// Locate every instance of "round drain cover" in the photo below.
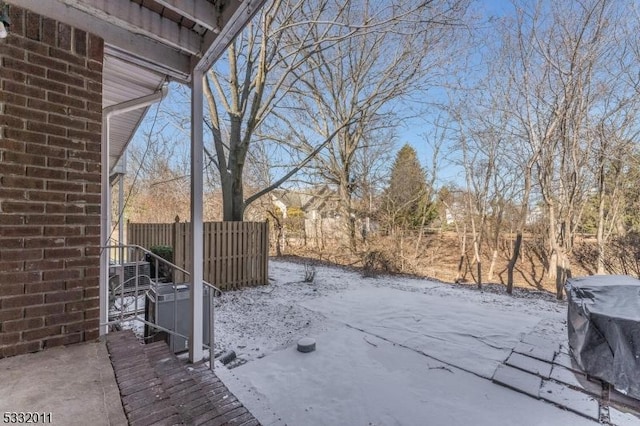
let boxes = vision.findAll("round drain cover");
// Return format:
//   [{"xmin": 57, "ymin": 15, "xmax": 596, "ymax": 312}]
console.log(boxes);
[{"xmin": 297, "ymin": 337, "xmax": 316, "ymax": 353}]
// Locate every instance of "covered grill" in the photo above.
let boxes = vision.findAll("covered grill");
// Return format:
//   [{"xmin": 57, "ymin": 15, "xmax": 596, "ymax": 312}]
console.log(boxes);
[{"xmin": 566, "ymin": 275, "xmax": 640, "ymax": 399}]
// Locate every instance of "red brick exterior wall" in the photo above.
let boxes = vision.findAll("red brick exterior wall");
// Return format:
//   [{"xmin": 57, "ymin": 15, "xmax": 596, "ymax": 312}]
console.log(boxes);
[{"xmin": 0, "ymin": 5, "xmax": 104, "ymax": 358}]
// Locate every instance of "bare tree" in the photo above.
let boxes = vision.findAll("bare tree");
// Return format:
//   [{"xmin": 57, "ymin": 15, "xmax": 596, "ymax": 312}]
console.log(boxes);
[
  {"xmin": 447, "ymin": 95, "xmax": 510, "ymax": 289},
  {"xmin": 438, "ymin": 0, "xmax": 640, "ymax": 295},
  {"xmin": 198, "ymin": 0, "xmax": 468, "ymax": 221},
  {"xmin": 591, "ymin": 6, "xmax": 640, "ymax": 273},
  {"xmin": 125, "ymin": 133, "xmax": 192, "ymax": 223},
  {"xmin": 271, "ymin": 0, "xmax": 468, "ymax": 249},
  {"xmin": 593, "ymin": 104, "xmax": 640, "ymax": 273},
  {"xmin": 439, "ymin": 187, "xmax": 468, "ymax": 283},
  {"xmin": 487, "ymin": 0, "xmax": 621, "ymax": 298}
]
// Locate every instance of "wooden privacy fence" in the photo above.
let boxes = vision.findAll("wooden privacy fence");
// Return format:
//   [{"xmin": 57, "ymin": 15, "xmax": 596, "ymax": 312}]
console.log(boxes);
[
  {"xmin": 127, "ymin": 220, "xmax": 269, "ymax": 290},
  {"xmin": 127, "ymin": 222, "xmax": 174, "ymax": 249}
]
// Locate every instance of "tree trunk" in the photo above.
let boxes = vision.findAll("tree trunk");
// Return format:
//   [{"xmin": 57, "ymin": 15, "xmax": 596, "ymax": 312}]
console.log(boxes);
[
  {"xmin": 400, "ymin": 232, "xmax": 405, "ymax": 272},
  {"xmin": 232, "ymin": 172, "xmax": 244, "ymax": 221},
  {"xmin": 456, "ymin": 255, "xmax": 465, "ymax": 283},
  {"xmin": 487, "ymin": 249, "xmax": 498, "ymax": 282},
  {"xmin": 221, "ymin": 182, "xmax": 245, "ymax": 221},
  {"xmin": 549, "ymin": 249, "xmax": 558, "ymax": 281},
  {"xmin": 596, "ymin": 223, "xmax": 605, "ymax": 275},
  {"xmin": 222, "ymin": 181, "xmax": 234, "ymax": 221},
  {"xmin": 507, "ymin": 232, "xmax": 522, "ymax": 295},
  {"xmin": 221, "ymin": 161, "xmax": 245, "ymax": 221},
  {"xmin": 348, "ymin": 216, "xmax": 357, "ymax": 252},
  {"xmin": 473, "ymin": 239, "xmax": 482, "ymax": 289},
  {"xmin": 555, "ymin": 253, "xmax": 571, "ymax": 300},
  {"xmin": 338, "ymin": 178, "xmax": 357, "ymax": 251},
  {"xmin": 547, "ymin": 205, "xmax": 558, "ymax": 280},
  {"xmin": 596, "ymin": 165, "xmax": 606, "ymax": 274},
  {"xmin": 280, "ymin": 227, "xmax": 286, "ymax": 256},
  {"xmin": 455, "ymin": 229, "xmax": 466, "ymax": 283},
  {"xmin": 275, "ymin": 225, "xmax": 283, "ymax": 256},
  {"xmin": 266, "ymin": 211, "xmax": 283, "ymax": 256}
]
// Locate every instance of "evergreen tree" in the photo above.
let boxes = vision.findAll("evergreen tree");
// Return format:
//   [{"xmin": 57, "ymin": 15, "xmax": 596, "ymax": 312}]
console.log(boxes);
[{"xmin": 381, "ymin": 144, "xmax": 433, "ymax": 229}]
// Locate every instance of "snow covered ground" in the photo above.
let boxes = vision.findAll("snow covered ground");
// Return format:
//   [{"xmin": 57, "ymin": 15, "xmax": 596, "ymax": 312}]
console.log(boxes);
[{"xmin": 209, "ymin": 260, "xmax": 624, "ymax": 425}]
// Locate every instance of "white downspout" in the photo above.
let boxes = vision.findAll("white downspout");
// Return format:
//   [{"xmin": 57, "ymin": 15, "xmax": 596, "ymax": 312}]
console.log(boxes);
[
  {"xmin": 118, "ymin": 153, "xmax": 126, "ymax": 248},
  {"xmin": 99, "ymin": 84, "xmax": 169, "ymax": 336}
]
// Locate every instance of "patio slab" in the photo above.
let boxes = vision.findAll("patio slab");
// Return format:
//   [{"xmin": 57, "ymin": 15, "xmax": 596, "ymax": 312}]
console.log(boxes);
[
  {"xmin": 521, "ymin": 334, "xmax": 561, "ymax": 353},
  {"xmin": 300, "ymin": 285, "xmax": 542, "ymax": 379},
  {"xmin": 540, "ymin": 380, "xmax": 600, "ymax": 421},
  {"xmin": 490, "ymin": 332, "xmax": 640, "ymax": 425},
  {"xmin": 0, "ymin": 340, "xmax": 127, "ymax": 426},
  {"xmin": 505, "ymin": 352, "xmax": 553, "ymax": 378},
  {"xmin": 492, "ymin": 364, "xmax": 542, "ymax": 398},
  {"xmin": 549, "ymin": 364, "xmax": 603, "ymax": 396},
  {"xmin": 233, "ymin": 326, "xmax": 596, "ymax": 425},
  {"xmin": 513, "ymin": 341, "xmax": 557, "ymax": 363},
  {"xmin": 553, "ymin": 351, "xmax": 583, "ymax": 372},
  {"xmin": 610, "ymin": 407, "xmax": 640, "ymax": 426}
]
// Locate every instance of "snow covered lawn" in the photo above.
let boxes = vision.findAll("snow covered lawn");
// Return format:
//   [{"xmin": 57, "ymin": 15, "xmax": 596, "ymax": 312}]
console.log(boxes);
[{"xmin": 213, "ymin": 260, "xmax": 600, "ymax": 425}]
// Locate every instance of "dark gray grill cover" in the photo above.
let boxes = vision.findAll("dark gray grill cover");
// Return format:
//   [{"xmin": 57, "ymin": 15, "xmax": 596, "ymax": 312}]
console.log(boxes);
[{"xmin": 566, "ymin": 275, "xmax": 640, "ymax": 399}]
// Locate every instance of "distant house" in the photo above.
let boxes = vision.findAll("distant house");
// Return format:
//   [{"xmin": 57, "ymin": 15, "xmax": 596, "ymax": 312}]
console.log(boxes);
[
  {"xmin": 443, "ymin": 201, "xmax": 465, "ymax": 226},
  {"xmin": 268, "ymin": 186, "xmax": 345, "ymax": 247},
  {"xmin": 270, "ymin": 186, "xmax": 340, "ymax": 220},
  {"xmin": 526, "ymin": 205, "xmax": 544, "ymax": 226}
]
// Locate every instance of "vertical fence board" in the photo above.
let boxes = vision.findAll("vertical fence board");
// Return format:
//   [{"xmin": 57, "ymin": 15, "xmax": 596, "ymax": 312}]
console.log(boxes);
[
  {"xmin": 214, "ymin": 222, "xmax": 221, "ymax": 287},
  {"xmin": 226, "ymin": 222, "xmax": 232, "ymax": 289},
  {"xmin": 128, "ymin": 221, "xmax": 269, "ymax": 290},
  {"xmin": 233, "ymin": 222, "xmax": 239, "ymax": 288},
  {"xmin": 127, "ymin": 222, "xmax": 174, "ymax": 249}
]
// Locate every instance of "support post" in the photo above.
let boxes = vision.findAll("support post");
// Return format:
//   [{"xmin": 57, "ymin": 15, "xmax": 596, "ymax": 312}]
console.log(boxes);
[{"xmin": 189, "ymin": 69, "xmax": 204, "ymax": 363}]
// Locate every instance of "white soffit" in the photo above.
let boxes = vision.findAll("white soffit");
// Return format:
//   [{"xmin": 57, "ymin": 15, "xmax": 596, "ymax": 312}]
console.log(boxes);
[
  {"xmin": 103, "ymin": 52, "xmax": 166, "ymax": 170},
  {"xmin": 13, "ymin": 0, "xmax": 267, "ymax": 172}
]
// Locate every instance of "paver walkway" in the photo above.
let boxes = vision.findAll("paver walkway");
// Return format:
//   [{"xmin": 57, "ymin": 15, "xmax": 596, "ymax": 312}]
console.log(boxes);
[
  {"xmin": 106, "ymin": 330, "xmax": 261, "ymax": 426},
  {"xmin": 492, "ymin": 333, "xmax": 640, "ymax": 425}
]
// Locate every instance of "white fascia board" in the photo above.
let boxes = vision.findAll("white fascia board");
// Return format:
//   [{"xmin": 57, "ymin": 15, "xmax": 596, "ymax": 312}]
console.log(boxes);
[
  {"xmin": 154, "ymin": 0, "xmax": 218, "ymax": 32},
  {"xmin": 196, "ymin": 0, "xmax": 268, "ymax": 72},
  {"xmin": 16, "ymin": 0, "xmax": 192, "ymax": 80},
  {"xmin": 105, "ymin": 45, "xmax": 189, "ymax": 83},
  {"xmin": 60, "ymin": 0, "xmax": 202, "ymax": 55}
]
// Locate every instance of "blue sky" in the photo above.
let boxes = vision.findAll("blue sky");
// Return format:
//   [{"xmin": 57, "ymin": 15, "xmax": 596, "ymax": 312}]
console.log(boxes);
[{"xmin": 395, "ymin": 0, "xmax": 514, "ymax": 187}]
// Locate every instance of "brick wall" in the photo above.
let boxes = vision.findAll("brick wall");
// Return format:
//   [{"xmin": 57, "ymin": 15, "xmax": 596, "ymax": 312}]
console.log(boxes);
[{"xmin": 0, "ymin": 5, "xmax": 103, "ymax": 358}]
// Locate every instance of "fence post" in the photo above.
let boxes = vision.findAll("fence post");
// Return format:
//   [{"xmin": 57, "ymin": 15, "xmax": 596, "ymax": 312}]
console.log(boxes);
[
  {"xmin": 263, "ymin": 220, "xmax": 269, "ymax": 285},
  {"xmin": 173, "ymin": 215, "xmax": 180, "ymax": 252}
]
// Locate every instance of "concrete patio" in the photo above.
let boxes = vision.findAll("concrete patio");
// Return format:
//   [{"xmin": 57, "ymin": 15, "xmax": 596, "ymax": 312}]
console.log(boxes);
[
  {"xmin": 1, "ymin": 322, "xmax": 639, "ymax": 425},
  {"xmin": 0, "ymin": 339, "xmax": 127, "ymax": 426},
  {"xmin": 0, "ymin": 332, "xmax": 263, "ymax": 426}
]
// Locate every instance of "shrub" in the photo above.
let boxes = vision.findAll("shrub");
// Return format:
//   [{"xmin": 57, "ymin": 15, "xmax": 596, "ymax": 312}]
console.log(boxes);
[
  {"xmin": 362, "ymin": 249, "xmax": 397, "ymax": 277},
  {"xmin": 147, "ymin": 245, "xmax": 174, "ymax": 282}
]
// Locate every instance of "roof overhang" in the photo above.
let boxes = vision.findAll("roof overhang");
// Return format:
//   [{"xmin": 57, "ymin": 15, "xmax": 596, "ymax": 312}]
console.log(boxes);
[{"xmin": 12, "ymin": 0, "xmax": 266, "ymax": 171}]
